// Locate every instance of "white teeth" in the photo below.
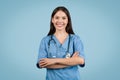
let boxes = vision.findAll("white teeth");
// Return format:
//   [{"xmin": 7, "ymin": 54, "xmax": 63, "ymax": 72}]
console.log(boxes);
[
  {"xmin": 57, "ymin": 23, "xmax": 63, "ymax": 25},
  {"xmin": 56, "ymin": 23, "xmax": 64, "ymax": 27},
  {"xmin": 57, "ymin": 24, "xmax": 63, "ymax": 27}
]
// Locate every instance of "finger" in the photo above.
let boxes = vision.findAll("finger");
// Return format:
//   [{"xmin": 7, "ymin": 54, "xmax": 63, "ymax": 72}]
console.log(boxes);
[
  {"xmin": 39, "ymin": 59, "xmax": 46, "ymax": 64},
  {"xmin": 40, "ymin": 60, "xmax": 46, "ymax": 63},
  {"xmin": 40, "ymin": 59, "xmax": 46, "ymax": 61},
  {"xmin": 40, "ymin": 62, "xmax": 47, "ymax": 67},
  {"xmin": 72, "ymin": 52, "xmax": 79, "ymax": 57},
  {"xmin": 73, "ymin": 52, "xmax": 78, "ymax": 56},
  {"xmin": 75, "ymin": 51, "xmax": 79, "ymax": 55},
  {"xmin": 41, "ymin": 62, "xmax": 50, "ymax": 68}
]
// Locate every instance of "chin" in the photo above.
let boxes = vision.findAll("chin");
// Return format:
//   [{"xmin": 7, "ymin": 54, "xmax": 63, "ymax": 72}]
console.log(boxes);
[
  {"xmin": 56, "ymin": 26, "xmax": 66, "ymax": 29},
  {"xmin": 56, "ymin": 27, "xmax": 65, "ymax": 30}
]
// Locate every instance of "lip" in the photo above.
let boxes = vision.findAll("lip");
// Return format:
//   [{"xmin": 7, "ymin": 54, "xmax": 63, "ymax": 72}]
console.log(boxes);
[
  {"xmin": 56, "ymin": 23, "xmax": 64, "ymax": 27},
  {"xmin": 57, "ymin": 25, "xmax": 65, "ymax": 28},
  {"xmin": 57, "ymin": 24, "xmax": 63, "ymax": 27}
]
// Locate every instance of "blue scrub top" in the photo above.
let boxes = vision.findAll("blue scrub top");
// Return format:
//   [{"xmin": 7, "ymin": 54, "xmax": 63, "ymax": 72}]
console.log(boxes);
[{"xmin": 37, "ymin": 34, "xmax": 85, "ymax": 80}]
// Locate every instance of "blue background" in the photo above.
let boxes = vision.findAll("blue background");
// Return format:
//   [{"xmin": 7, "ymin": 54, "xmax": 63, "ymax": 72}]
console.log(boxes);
[{"xmin": 0, "ymin": 0, "xmax": 120, "ymax": 80}]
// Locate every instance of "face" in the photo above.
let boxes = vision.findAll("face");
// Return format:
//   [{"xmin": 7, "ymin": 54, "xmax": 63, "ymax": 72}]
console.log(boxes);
[{"xmin": 52, "ymin": 10, "xmax": 68, "ymax": 31}]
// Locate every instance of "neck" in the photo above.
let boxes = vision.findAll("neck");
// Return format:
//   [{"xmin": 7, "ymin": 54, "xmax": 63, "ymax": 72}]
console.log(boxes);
[
  {"xmin": 54, "ymin": 30, "xmax": 69, "ymax": 44},
  {"xmin": 54, "ymin": 30, "xmax": 68, "ymax": 37}
]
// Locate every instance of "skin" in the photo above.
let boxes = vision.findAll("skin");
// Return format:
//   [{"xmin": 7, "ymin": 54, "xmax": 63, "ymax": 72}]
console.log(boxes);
[
  {"xmin": 39, "ymin": 10, "xmax": 85, "ymax": 69},
  {"xmin": 39, "ymin": 52, "xmax": 84, "ymax": 68}
]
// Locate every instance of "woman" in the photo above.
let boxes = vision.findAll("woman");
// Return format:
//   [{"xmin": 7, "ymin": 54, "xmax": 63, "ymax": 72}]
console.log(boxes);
[{"xmin": 37, "ymin": 6, "xmax": 85, "ymax": 80}]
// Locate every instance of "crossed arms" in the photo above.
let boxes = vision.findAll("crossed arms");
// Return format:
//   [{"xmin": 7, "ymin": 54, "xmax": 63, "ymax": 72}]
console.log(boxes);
[{"xmin": 37, "ymin": 52, "xmax": 85, "ymax": 69}]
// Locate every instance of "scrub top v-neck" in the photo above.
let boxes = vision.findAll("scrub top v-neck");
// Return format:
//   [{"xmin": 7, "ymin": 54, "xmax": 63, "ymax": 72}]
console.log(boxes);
[
  {"xmin": 51, "ymin": 35, "xmax": 70, "ymax": 58},
  {"xmin": 53, "ymin": 34, "xmax": 69, "ymax": 47},
  {"xmin": 37, "ymin": 34, "xmax": 85, "ymax": 80}
]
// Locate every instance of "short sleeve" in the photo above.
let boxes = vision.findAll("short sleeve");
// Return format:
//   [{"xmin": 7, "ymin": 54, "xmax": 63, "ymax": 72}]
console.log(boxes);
[
  {"xmin": 36, "ymin": 37, "xmax": 48, "ymax": 68},
  {"xmin": 73, "ymin": 35, "xmax": 85, "ymax": 67}
]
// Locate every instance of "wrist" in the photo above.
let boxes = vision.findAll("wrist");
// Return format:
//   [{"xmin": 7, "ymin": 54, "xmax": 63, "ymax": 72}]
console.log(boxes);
[{"xmin": 55, "ymin": 58, "xmax": 59, "ymax": 64}]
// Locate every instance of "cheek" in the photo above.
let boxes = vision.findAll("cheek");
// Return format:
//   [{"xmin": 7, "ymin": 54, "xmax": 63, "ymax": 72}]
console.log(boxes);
[
  {"xmin": 65, "ymin": 21, "xmax": 68, "ymax": 25},
  {"xmin": 65, "ymin": 19, "xmax": 68, "ymax": 24},
  {"xmin": 52, "ymin": 20, "xmax": 57, "ymax": 24}
]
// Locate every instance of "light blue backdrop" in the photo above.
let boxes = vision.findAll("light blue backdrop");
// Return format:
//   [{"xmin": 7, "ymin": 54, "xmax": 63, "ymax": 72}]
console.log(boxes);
[{"xmin": 0, "ymin": 0, "xmax": 120, "ymax": 80}]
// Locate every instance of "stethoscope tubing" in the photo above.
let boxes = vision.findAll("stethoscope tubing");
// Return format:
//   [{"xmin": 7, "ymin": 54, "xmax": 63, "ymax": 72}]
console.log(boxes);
[{"xmin": 48, "ymin": 34, "xmax": 71, "ymax": 58}]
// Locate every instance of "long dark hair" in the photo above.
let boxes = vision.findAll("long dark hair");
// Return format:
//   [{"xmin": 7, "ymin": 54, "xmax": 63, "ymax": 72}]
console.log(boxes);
[{"xmin": 47, "ymin": 6, "xmax": 75, "ymax": 36}]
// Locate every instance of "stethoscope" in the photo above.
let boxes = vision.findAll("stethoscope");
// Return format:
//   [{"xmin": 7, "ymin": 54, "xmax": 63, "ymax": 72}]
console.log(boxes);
[{"xmin": 48, "ymin": 34, "xmax": 71, "ymax": 58}]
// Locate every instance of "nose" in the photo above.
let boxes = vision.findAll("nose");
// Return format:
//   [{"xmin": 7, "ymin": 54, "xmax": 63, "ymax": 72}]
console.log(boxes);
[{"xmin": 58, "ymin": 18, "xmax": 63, "ymax": 22}]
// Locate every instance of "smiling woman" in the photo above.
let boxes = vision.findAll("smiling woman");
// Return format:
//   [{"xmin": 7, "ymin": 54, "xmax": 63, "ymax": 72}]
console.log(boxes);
[
  {"xmin": 52, "ymin": 10, "xmax": 68, "ymax": 31},
  {"xmin": 36, "ymin": 6, "xmax": 85, "ymax": 80}
]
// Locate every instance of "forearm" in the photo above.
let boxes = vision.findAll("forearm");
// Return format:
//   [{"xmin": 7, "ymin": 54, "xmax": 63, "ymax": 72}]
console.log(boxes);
[
  {"xmin": 39, "ymin": 56, "xmax": 84, "ymax": 68},
  {"xmin": 39, "ymin": 58, "xmax": 69, "ymax": 69},
  {"xmin": 45, "ymin": 64, "xmax": 68, "ymax": 69},
  {"xmin": 55, "ymin": 57, "xmax": 84, "ymax": 66}
]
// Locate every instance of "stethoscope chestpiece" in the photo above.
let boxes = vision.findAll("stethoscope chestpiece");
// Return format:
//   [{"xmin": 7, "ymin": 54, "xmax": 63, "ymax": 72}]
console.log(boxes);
[{"xmin": 65, "ymin": 53, "xmax": 71, "ymax": 58}]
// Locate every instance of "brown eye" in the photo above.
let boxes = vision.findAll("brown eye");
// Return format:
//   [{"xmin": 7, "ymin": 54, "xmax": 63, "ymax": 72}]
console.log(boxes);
[
  {"xmin": 62, "ymin": 17, "xmax": 66, "ymax": 20},
  {"xmin": 55, "ymin": 16, "xmax": 59, "ymax": 19}
]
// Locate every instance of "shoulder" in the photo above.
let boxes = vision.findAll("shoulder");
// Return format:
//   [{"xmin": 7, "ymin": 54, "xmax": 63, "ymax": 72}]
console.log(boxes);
[
  {"xmin": 70, "ymin": 34, "xmax": 81, "ymax": 41},
  {"xmin": 70, "ymin": 34, "xmax": 84, "ymax": 48},
  {"xmin": 40, "ymin": 35, "xmax": 51, "ymax": 43}
]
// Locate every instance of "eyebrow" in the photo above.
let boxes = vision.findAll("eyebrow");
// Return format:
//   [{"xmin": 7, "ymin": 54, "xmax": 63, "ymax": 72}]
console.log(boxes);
[{"xmin": 54, "ymin": 15, "xmax": 67, "ymax": 18}]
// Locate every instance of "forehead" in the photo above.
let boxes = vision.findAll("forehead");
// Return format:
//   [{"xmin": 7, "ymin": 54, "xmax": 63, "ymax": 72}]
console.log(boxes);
[{"xmin": 54, "ymin": 10, "xmax": 67, "ymax": 17}]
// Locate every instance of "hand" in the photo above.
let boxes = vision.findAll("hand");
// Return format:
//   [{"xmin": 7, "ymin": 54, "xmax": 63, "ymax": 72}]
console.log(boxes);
[
  {"xmin": 72, "ymin": 52, "xmax": 79, "ymax": 57},
  {"xmin": 39, "ymin": 58, "xmax": 57, "ymax": 68}
]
